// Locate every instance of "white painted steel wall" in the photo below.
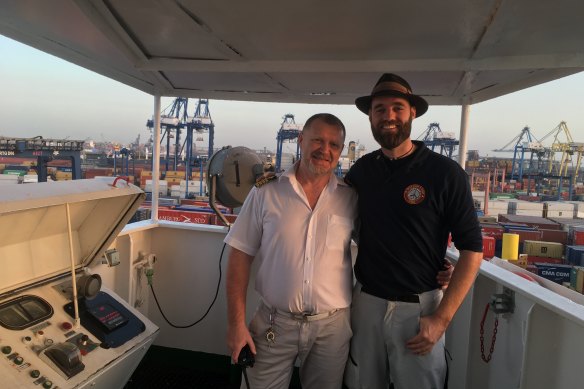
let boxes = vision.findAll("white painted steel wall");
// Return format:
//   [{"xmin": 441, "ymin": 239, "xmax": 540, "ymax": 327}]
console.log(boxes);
[
  {"xmin": 446, "ymin": 250, "xmax": 584, "ymax": 389},
  {"xmin": 105, "ymin": 224, "xmax": 584, "ymax": 387}
]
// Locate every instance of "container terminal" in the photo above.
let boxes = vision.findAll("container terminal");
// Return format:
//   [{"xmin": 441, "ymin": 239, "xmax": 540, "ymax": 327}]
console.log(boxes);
[
  {"xmin": 3, "ymin": 1, "xmax": 584, "ymax": 388},
  {"xmin": 2, "ymin": 113, "xmax": 584, "ymax": 285}
]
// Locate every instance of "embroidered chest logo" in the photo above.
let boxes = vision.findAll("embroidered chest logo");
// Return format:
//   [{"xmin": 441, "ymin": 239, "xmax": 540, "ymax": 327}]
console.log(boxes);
[{"xmin": 403, "ymin": 184, "xmax": 426, "ymax": 205}]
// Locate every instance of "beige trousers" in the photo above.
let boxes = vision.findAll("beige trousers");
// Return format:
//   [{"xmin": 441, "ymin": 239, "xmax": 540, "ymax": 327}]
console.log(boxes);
[
  {"xmin": 344, "ymin": 283, "xmax": 447, "ymax": 389},
  {"xmin": 241, "ymin": 301, "xmax": 352, "ymax": 389}
]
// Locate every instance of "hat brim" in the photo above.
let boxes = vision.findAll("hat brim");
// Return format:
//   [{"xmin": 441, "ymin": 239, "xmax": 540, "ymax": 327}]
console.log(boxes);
[{"xmin": 355, "ymin": 90, "xmax": 428, "ymax": 117}]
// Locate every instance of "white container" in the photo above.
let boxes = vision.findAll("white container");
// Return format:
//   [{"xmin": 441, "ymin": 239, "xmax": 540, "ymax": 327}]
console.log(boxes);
[
  {"xmin": 0, "ymin": 174, "xmax": 19, "ymax": 185},
  {"xmin": 22, "ymin": 174, "xmax": 38, "ymax": 183},
  {"xmin": 145, "ymin": 179, "xmax": 168, "ymax": 196}
]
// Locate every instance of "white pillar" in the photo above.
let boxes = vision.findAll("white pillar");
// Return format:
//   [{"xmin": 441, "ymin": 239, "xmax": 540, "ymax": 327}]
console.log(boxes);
[
  {"xmin": 458, "ymin": 104, "xmax": 470, "ymax": 169},
  {"xmin": 152, "ymin": 95, "xmax": 161, "ymax": 222}
]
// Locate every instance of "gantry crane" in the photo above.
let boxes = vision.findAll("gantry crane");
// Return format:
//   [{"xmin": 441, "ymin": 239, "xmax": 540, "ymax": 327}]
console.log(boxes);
[
  {"xmin": 146, "ymin": 98, "xmax": 215, "ymax": 183},
  {"xmin": 0, "ymin": 136, "xmax": 83, "ymax": 182},
  {"xmin": 275, "ymin": 114, "xmax": 301, "ymax": 172},
  {"xmin": 146, "ymin": 97, "xmax": 189, "ymax": 175},
  {"xmin": 417, "ymin": 122, "xmax": 459, "ymax": 158},
  {"xmin": 493, "ymin": 126, "xmax": 543, "ymax": 181},
  {"xmin": 539, "ymin": 121, "xmax": 583, "ymax": 186},
  {"xmin": 183, "ymin": 99, "xmax": 214, "ymax": 196}
]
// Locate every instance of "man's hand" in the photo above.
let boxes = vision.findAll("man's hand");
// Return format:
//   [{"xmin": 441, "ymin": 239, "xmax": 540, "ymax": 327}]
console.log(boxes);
[
  {"xmin": 437, "ymin": 259, "xmax": 453, "ymax": 289},
  {"xmin": 405, "ymin": 314, "xmax": 449, "ymax": 356},
  {"xmin": 227, "ymin": 322, "xmax": 256, "ymax": 364}
]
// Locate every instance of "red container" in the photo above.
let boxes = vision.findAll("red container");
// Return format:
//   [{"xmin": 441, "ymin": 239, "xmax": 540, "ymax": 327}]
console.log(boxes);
[
  {"xmin": 539, "ymin": 229, "xmax": 568, "ymax": 245},
  {"xmin": 506, "ymin": 228, "xmax": 542, "ymax": 242},
  {"xmin": 481, "ymin": 223, "xmax": 505, "ymax": 240},
  {"xmin": 572, "ymin": 229, "xmax": 584, "ymax": 245},
  {"xmin": 157, "ymin": 209, "xmax": 213, "ymax": 224},
  {"xmin": 526, "ymin": 255, "xmax": 563, "ymax": 265},
  {"xmin": 212, "ymin": 214, "xmax": 238, "ymax": 226},
  {"xmin": 482, "ymin": 236, "xmax": 495, "ymax": 259}
]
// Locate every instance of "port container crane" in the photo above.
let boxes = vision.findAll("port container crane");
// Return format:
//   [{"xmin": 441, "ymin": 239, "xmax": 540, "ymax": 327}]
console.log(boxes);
[
  {"xmin": 146, "ymin": 98, "xmax": 215, "ymax": 187},
  {"xmin": 0, "ymin": 136, "xmax": 83, "ymax": 182},
  {"xmin": 539, "ymin": 121, "xmax": 583, "ymax": 185},
  {"xmin": 146, "ymin": 97, "xmax": 189, "ymax": 175},
  {"xmin": 183, "ymin": 99, "xmax": 215, "ymax": 196},
  {"xmin": 417, "ymin": 122, "xmax": 459, "ymax": 158},
  {"xmin": 275, "ymin": 114, "xmax": 301, "ymax": 172},
  {"xmin": 493, "ymin": 126, "xmax": 543, "ymax": 181}
]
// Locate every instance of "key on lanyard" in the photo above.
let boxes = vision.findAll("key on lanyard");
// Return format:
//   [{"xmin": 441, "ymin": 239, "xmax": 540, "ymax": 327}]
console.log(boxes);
[{"xmin": 266, "ymin": 312, "xmax": 276, "ymax": 346}]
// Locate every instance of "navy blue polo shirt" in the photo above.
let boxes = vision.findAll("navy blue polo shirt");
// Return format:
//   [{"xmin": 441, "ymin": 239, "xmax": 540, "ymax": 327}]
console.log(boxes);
[{"xmin": 346, "ymin": 141, "xmax": 483, "ymax": 296}]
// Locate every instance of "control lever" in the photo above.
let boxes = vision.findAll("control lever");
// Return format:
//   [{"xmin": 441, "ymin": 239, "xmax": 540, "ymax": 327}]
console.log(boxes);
[{"xmin": 238, "ymin": 344, "xmax": 254, "ymax": 389}]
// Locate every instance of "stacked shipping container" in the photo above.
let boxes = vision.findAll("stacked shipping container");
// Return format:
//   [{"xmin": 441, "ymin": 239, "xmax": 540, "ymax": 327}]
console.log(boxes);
[{"xmin": 479, "ymin": 213, "xmax": 584, "ymax": 293}]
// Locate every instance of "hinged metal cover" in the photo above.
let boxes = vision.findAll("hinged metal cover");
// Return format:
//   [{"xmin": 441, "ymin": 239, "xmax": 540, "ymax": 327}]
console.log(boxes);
[{"xmin": 0, "ymin": 178, "xmax": 144, "ymax": 295}]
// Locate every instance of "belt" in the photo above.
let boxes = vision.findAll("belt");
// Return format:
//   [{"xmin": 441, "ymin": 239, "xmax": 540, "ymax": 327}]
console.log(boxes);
[
  {"xmin": 262, "ymin": 301, "xmax": 342, "ymax": 322},
  {"xmin": 360, "ymin": 286, "xmax": 420, "ymax": 303},
  {"xmin": 279, "ymin": 309, "xmax": 340, "ymax": 322}
]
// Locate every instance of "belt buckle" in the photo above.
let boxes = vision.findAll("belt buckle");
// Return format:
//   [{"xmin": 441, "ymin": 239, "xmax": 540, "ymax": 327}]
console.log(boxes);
[{"xmin": 299, "ymin": 312, "xmax": 315, "ymax": 320}]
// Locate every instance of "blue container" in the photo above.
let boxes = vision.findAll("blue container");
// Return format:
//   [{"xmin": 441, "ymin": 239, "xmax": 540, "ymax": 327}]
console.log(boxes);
[
  {"xmin": 502, "ymin": 224, "xmax": 537, "ymax": 232},
  {"xmin": 565, "ymin": 246, "xmax": 584, "ymax": 266},
  {"xmin": 535, "ymin": 263, "xmax": 572, "ymax": 284},
  {"xmin": 494, "ymin": 239, "xmax": 503, "ymax": 258}
]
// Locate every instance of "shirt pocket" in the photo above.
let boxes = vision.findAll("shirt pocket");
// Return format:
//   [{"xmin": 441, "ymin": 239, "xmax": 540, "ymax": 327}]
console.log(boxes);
[{"xmin": 325, "ymin": 214, "xmax": 353, "ymax": 251}]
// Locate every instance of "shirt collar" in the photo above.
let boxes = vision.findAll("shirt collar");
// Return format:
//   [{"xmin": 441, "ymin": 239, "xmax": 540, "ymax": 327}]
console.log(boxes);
[{"xmin": 281, "ymin": 161, "xmax": 347, "ymax": 191}]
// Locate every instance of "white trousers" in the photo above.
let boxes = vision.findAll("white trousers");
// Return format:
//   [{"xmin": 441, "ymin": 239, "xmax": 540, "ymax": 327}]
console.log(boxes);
[
  {"xmin": 242, "ymin": 301, "xmax": 352, "ymax": 389},
  {"xmin": 344, "ymin": 283, "xmax": 447, "ymax": 389}
]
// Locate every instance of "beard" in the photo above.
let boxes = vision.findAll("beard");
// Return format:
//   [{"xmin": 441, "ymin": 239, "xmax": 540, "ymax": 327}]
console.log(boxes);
[
  {"xmin": 371, "ymin": 116, "xmax": 413, "ymax": 150},
  {"xmin": 306, "ymin": 152, "xmax": 333, "ymax": 175}
]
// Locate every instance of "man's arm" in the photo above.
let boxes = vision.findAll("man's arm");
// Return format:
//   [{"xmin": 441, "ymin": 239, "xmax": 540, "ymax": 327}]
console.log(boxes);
[
  {"xmin": 407, "ymin": 250, "xmax": 482, "ymax": 355},
  {"xmin": 226, "ymin": 246, "xmax": 256, "ymax": 362}
]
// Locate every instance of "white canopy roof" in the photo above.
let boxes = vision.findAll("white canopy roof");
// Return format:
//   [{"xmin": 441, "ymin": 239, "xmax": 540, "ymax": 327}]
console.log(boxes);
[{"xmin": 1, "ymin": 0, "xmax": 583, "ymax": 106}]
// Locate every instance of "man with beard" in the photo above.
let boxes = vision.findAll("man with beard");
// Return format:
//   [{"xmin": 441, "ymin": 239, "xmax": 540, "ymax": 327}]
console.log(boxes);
[
  {"xmin": 344, "ymin": 73, "xmax": 483, "ymax": 389},
  {"xmin": 225, "ymin": 113, "xmax": 357, "ymax": 389}
]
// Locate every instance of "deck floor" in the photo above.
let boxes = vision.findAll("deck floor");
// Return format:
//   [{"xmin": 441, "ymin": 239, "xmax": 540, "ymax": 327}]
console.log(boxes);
[{"xmin": 124, "ymin": 345, "xmax": 302, "ymax": 389}]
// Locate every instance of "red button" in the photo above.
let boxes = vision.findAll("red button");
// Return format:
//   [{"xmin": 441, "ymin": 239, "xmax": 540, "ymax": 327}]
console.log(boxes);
[{"xmin": 61, "ymin": 322, "xmax": 73, "ymax": 330}]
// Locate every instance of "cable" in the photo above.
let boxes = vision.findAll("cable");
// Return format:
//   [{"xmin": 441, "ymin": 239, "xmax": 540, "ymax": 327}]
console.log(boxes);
[
  {"xmin": 242, "ymin": 368, "xmax": 251, "ymax": 389},
  {"xmin": 149, "ymin": 242, "xmax": 227, "ymax": 328}
]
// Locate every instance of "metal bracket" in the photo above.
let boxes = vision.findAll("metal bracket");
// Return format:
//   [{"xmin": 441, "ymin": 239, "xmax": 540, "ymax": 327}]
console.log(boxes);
[
  {"xmin": 490, "ymin": 287, "xmax": 515, "ymax": 314},
  {"xmin": 102, "ymin": 248, "xmax": 120, "ymax": 267}
]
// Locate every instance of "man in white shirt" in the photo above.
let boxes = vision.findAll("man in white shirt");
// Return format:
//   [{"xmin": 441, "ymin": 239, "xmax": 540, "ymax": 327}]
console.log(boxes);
[{"xmin": 225, "ymin": 113, "xmax": 356, "ymax": 389}]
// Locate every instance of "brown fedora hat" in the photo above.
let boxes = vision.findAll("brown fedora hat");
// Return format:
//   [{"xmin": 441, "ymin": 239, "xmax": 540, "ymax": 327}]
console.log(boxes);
[{"xmin": 355, "ymin": 73, "xmax": 428, "ymax": 117}]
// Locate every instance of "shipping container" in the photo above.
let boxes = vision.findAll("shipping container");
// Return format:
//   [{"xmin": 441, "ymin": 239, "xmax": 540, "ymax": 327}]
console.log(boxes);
[
  {"xmin": 505, "ymin": 229, "xmax": 542, "ymax": 245},
  {"xmin": 544, "ymin": 202, "xmax": 575, "ymax": 218},
  {"xmin": 565, "ymin": 245, "xmax": 584, "ymax": 266},
  {"xmin": 498, "ymin": 214, "xmax": 561, "ymax": 230},
  {"xmin": 157, "ymin": 209, "xmax": 213, "ymax": 224},
  {"xmin": 211, "ymin": 213, "xmax": 238, "ymax": 226},
  {"xmin": 481, "ymin": 223, "xmax": 505, "ymax": 240},
  {"xmin": 534, "ymin": 263, "xmax": 572, "ymax": 284},
  {"xmin": 526, "ymin": 255, "xmax": 563, "ymax": 265},
  {"xmin": 482, "ymin": 235, "xmax": 495, "ymax": 259},
  {"xmin": 523, "ymin": 240, "xmax": 564, "ymax": 259},
  {"xmin": 478, "ymin": 216, "xmax": 498, "ymax": 223},
  {"xmin": 570, "ymin": 266, "xmax": 584, "ymax": 293},
  {"xmin": 539, "ymin": 229, "xmax": 568, "ymax": 245},
  {"xmin": 570, "ymin": 225, "xmax": 584, "ymax": 245}
]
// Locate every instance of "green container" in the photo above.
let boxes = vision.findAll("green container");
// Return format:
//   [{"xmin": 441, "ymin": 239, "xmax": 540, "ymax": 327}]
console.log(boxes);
[{"xmin": 3, "ymin": 170, "xmax": 25, "ymax": 176}]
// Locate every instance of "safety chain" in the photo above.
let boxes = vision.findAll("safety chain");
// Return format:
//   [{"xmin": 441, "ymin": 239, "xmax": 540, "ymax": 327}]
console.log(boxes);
[{"xmin": 479, "ymin": 302, "xmax": 498, "ymax": 363}]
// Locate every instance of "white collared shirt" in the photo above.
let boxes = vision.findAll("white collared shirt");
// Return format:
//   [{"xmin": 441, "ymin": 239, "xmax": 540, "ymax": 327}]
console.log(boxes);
[{"xmin": 225, "ymin": 163, "xmax": 357, "ymax": 314}]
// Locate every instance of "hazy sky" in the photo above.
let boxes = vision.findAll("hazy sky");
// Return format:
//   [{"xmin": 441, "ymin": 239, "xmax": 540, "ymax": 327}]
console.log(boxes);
[{"xmin": 2, "ymin": 35, "xmax": 583, "ymax": 157}]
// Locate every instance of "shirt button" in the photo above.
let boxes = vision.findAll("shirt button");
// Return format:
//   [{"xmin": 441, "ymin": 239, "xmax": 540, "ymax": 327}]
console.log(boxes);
[
  {"xmin": 304, "ymin": 280, "xmax": 310, "ymax": 284},
  {"xmin": 306, "ymin": 257, "xmax": 310, "ymax": 262}
]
